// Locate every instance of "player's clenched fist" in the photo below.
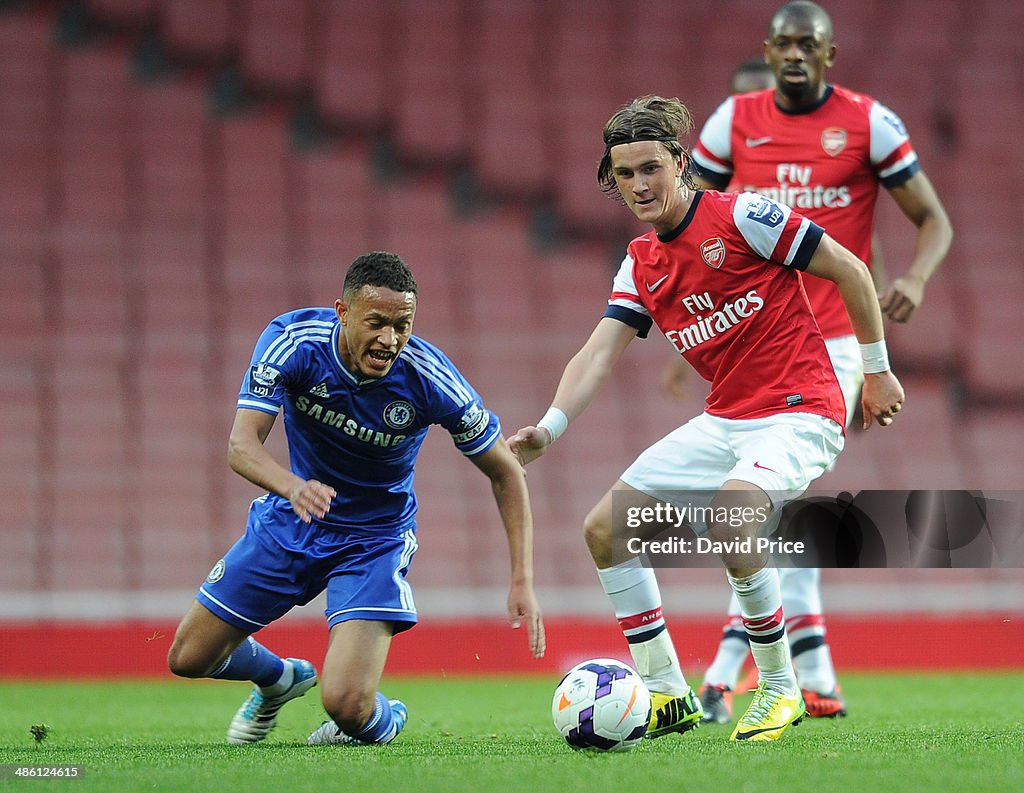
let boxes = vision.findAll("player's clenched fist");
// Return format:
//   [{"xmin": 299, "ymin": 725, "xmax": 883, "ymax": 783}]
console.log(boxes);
[{"xmin": 860, "ymin": 371, "xmax": 905, "ymax": 430}]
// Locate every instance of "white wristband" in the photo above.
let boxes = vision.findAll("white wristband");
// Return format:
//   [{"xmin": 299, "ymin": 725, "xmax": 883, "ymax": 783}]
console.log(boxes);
[
  {"xmin": 860, "ymin": 340, "xmax": 890, "ymax": 374},
  {"xmin": 537, "ymin": 407, "xmax": 569, "ymax": 443}
]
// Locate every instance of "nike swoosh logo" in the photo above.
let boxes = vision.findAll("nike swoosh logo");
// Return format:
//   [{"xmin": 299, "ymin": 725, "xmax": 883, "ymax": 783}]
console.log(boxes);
[
  {"xmin": 746, "ymin": 136, "xmax": 772, "ymax": 147},
  {"xmin": 733, "ymin": 725, "xmax": 783, "ymax": 739},
  {"xmin": 646, "ymin": 274, "xmax": 669, "ymax": 292},
  {"xmin": 557, "ymin": 692, "xmax": 573, "ymax": 712},
  {"xmin": 616, "ymin": 684, "xmax": 640, "ymax": 726},
  {"xmin": 753, "ymin": 461, "xmax": 778, "ymax": 473}
]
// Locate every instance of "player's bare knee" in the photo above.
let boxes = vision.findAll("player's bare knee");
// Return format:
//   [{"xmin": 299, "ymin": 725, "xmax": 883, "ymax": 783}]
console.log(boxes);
[
  {"xmin": 707, "ymin": 515, "xmax": 767, "ymax": 573},
  {"xmin": 582, "ymin": 506, "xmax": 613, "ymax": 567},
  {"xmin": 166, "ymin": 630, "xmax": 228, "ymax": 678},
  {"xmin": 320, "ymin": 687, "xmax": 376, "ymax": 732},
  {"xmin": 167, "ymin": 641, "xmax": 214, "ymax": 679}
]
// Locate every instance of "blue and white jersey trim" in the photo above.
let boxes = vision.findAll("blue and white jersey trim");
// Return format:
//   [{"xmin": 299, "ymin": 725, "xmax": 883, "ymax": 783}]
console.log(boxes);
[
  {"xmin": 237, "ymin": 398, "xmax": 280, "ymax": 414},
  {"xmin": 400, "ymin": 345, "xmax": 474, "ymax": 405},
  {"xmin": 259, "ymin": 319, "xmax": 334, "ymax": 367},
  {"xmin": 198, "ymin": 586, "xmax": 268, "ymax": 628},
  {"xmin": 394, "ymin": 528, "xmax": 417, "ymax": 611},
  {"xmin": 460, "ymin": 425, "xmax": 502, "ymax": 457}
]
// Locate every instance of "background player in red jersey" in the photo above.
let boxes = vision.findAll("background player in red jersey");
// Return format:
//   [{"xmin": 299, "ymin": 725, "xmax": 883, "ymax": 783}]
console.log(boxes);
[
  {"xmin": 510, "ymin": 95, "xmax": 904, "ymax": 742},
  {"xmin": 693, "ymin": 1, "xmax": 951, "ymax": 330},
  {"xmin": 688, "ymin": 1, "xmax": 953, "ymax": 721}
]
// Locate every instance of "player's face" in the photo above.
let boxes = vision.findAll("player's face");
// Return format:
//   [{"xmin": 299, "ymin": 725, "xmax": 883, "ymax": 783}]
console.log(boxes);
[
  {"xmin": 763, "ymin": 16, "xmax": 835, "ymax": 107},
  {"xmin": 336, "ymin": 285, "xmax": 416, "ymax": 379},
  {"xmin": 610, "ymin": 142, "xmax": 687, "ymax": 234},
  {"xmin": 731, "ymin": 70, "xmax": 776, "ymax": 95}
]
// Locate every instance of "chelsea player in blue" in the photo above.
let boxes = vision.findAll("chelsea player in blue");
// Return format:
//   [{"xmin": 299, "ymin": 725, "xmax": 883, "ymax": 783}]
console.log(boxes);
[{"xmin": 168, "ymin": 251, "xmax": 546, "ymax": 746}]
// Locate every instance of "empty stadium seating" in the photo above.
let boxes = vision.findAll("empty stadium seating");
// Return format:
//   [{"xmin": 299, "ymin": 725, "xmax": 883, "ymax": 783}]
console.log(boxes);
[
  {"xmin": 312, "ymin": 0, "xmax": 389, "ymax": 128},
  {"xmin": 159, "ymin": 0, "xmax": 235, "ymax": 59},
  {"xmin": 0, "ymin": 1, "xmax": 1020, "ymax": 604},
  {"xmin": 237, "ymin": 0, "xmax": 310, "ymax": 93}
]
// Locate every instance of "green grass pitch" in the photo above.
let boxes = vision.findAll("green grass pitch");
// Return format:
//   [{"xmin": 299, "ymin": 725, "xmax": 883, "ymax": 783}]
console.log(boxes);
[{"xmin": 1, "ymin": 672, "xmax": 1022, "ymax": 793}]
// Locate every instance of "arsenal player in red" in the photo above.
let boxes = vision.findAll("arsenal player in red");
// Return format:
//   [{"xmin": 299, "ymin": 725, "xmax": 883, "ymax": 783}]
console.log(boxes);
[
  {"xmin": 510, "ymin": 94, "xmax": 903, "ymax": 742},
  {"xmin": 689, "ymin": 1, "xmax": 952, "ymax": 721}
]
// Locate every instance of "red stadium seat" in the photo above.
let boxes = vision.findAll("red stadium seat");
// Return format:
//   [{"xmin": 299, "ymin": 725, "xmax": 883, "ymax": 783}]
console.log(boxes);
[
  {"xmin": 136, "ymin": 227, "xmax": 211, "ymax": 355},
  {"xmin": 217, "ymin": 111, "xmax": 292, "ymax": 308},
  {"xmin": 0, "ymin": 248, "xmax": 49, "ymax": 356},
  {"xmin": 874, "ymin": 0, "xmax": 963, "ymax": 55},
  {"xmin": 873, "ymin": 195, "xmax": 963, "ymax": 370},
  {"xmin": 391, "ymin": 0, "xmax": 467, "ymax": 162},
  {"xmin": 86, "ymin": 0, "xmax": 157, "ymax": 25},
  {"xmin": 313, "ymin": 0, "xmax": 388, "ymax": 127},
  {"xmin": 453, "ymin": 209, "xmax": 538, "ymax": 329},
  {"xmin": 962, "ymin": 303, "xmax": 1024, "ymax": 401},
  {"xmin": 0, "ymin": 12, "xmax": 53, "ymax": 232},
  {"xmin": 54, "ymin": 237, "xmax": 131, "ymax": 360},
  {"xmin": 372, "ymin": 176, "xmax": 463, "ymax": 334},
  {"xmin": 960, "ymin": 408, "xmax": 1024, "ymax": 491},
  {"xmin": 239, "ymin": 0, "xmax": 311, "ymax": 93},
  {"xmin": 292, "ymin": 143, "xmax": 380, "ymax": 309},
  {"xmin": 134, "ymin": 79, "xmax": 209, "ymax": 228},
  {"xmin": 845, "ymin": 375, "xmax": 965, "ymax": 491},
  {"xmin": 468, "ymin": 0, "xmax": 547, "ymax": 198},
  {"xmin": 159, "ymin": 0, "xmax": 236, "ymax": 59},
  {"xmin": 52, "ymin": 476, "xmax": 129, "ymax": 574},
  {"xmin": 0, "ymin": 364, "xmax": 45, "ymax": 589},
  {"xmin": 58, "ymin": 48, "xmax": 133, "ymax": 227}
]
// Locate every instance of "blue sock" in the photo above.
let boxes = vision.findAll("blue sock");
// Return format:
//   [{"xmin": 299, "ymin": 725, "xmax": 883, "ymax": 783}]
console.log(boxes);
[
  {"xmin": 350, "ymin": 692, "xmax": 397, "ymax": 744},
  {"xmin": 209, "ymin": 637, "xmax": 285, "ymax": 688}
]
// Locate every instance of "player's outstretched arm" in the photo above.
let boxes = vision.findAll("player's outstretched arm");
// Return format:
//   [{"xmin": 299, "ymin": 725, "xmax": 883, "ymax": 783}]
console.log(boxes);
[
  {"xmin": 227, "ymin": 408, "xmax": 336, "ymax": 522},
  {"xmin": 804, "ymin": 235, "xmax": 905, "ymax": 430},
  {"xmin": 470, "ymin": 438, "xmax": 545, "ymax": 659},
  {"xmin": 508, "ymin": 318, "xmax": 637, "ymax": 465},
  {"xmin": 880, "ymin": 170, "xmax": 953, "ymax": 323}
]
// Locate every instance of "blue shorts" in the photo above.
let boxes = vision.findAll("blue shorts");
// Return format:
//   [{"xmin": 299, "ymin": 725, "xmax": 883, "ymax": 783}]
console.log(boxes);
[{"xmin": 196, "ymin": 497, "xmax": 419, "ymax": 634}]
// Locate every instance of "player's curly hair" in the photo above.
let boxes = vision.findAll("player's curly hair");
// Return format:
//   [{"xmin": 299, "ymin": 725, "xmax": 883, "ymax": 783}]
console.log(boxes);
[
  {"xmin": 597, "ymin": 96, "xmax": 696, "ymax": 200},
  {"xmin": 344, "ymin": 251, "xmax": 419, "ymax": 299}
]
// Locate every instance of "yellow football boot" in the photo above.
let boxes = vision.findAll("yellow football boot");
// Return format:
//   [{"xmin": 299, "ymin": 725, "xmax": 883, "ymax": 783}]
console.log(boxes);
[
  {"xmin": 729, "ymin": 681, "xmax": 805, "ymax": 741},
  {"xmin": 646, "ymin": 688, "xmax": 703, "ymax": 738}
]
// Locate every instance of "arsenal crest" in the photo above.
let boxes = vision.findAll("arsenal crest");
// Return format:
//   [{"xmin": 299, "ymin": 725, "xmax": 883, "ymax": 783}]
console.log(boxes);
[
  {"xmin": 821, "ymin": 127, "xmax": 847, "ymax": 156},
  {"xmin": 700, "ymin": 237, "xmax": 726, "ymax": 269}
]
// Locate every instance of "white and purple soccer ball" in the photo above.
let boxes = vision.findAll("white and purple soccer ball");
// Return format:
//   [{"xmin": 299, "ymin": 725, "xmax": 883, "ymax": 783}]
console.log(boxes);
[{"xmin": 551, "ymin": 658, "xmax": 651, "ymax": 752}]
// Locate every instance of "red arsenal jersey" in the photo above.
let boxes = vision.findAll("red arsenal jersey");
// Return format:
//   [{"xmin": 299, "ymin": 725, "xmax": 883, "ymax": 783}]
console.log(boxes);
[
  {"xmin": 606, "ymin": 190, "xmax": 846, "ymax": 428},
  {"xmin": 691, "ymin": 85, "xmax": 919, "ymax": 338}
]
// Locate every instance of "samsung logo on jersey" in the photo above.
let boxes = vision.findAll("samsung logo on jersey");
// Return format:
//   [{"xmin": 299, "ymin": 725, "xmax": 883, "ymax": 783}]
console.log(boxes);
[
  {"xmin": 294, "ymin": 396, "xmax": 408, "ymax": 447},
  {"xmin": 665, "ymin": 289, "xmax": 765, "ymax": 353}
]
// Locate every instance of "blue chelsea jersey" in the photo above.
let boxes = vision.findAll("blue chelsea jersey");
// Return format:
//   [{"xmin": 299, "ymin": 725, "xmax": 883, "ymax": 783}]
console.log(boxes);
[{"xmin": 237, "ymin": 307, "xmax": 501, "ymax": 535}]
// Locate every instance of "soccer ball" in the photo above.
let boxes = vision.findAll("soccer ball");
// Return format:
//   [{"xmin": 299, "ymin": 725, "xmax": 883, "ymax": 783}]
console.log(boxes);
[{"xmin": 551, "ymin": 658, "xmax": 651, "ymax": 752}]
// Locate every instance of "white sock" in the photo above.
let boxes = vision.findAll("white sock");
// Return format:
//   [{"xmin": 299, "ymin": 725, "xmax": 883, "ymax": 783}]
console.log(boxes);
[
  {"xmin": 596, "ymin": 558, "xmax": 689, "ymax": 696},
  {"xmin": 728, "ymin": 567, "xmax": 797, "ymax": 695},
  {"xmin": 780, "ymin": 567, "xmax": 837, "ymax": 693},
  {"xmin": 702, "ymin": 607, "xmax": 749, "ymax": 690},
  {"xmin": 792, "ymin": 641, "xmax": 837, "ymax": 694}
]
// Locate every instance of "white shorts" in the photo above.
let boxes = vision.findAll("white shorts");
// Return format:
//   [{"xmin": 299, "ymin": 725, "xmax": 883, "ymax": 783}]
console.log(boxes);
[
  {"xmin": 620, "ymin": 411, "xmax": 845, "ymax": 512},
  {"xmin": 825, "ymin": 334, "xmax": 863, "ymax": 429}
]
